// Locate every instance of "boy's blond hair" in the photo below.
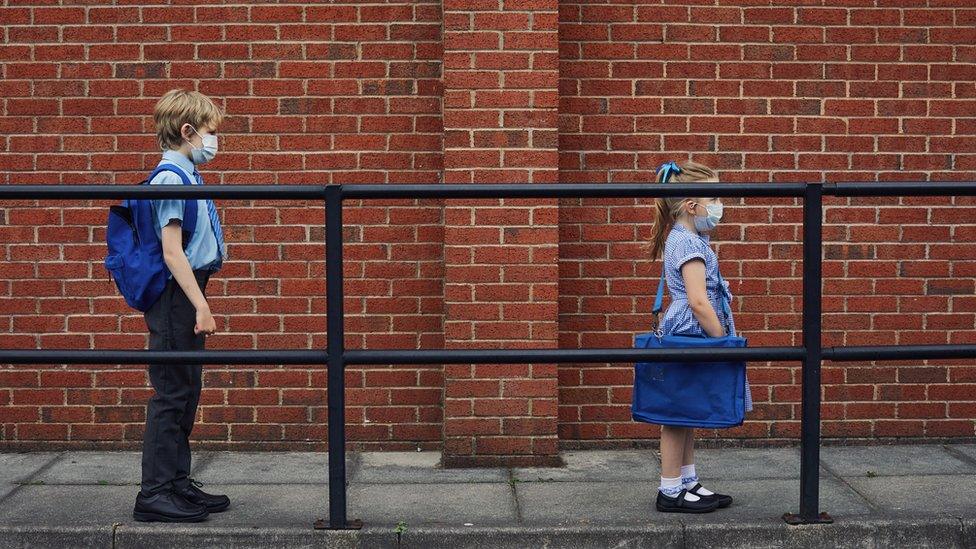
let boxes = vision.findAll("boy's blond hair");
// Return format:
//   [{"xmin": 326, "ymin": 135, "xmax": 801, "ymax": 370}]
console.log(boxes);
[{"xmin": 153, "ymin": 89, "xmax": 223, "ymax": 151}]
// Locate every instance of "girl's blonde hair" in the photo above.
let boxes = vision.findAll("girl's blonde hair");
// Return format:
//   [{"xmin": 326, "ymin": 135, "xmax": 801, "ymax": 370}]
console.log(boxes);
[
  {"xmin": 154, "ymin": 89, "xmax": 223, "ymax": 151},
  {"xmin": 646, "ymin": 160, "xmax": 717, "ymax": 260}
]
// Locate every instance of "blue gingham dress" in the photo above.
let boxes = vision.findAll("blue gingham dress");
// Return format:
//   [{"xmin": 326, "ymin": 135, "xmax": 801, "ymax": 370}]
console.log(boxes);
[{"xmin": 659, "ymin": 223, "xmax": 753, "ymax": 412}]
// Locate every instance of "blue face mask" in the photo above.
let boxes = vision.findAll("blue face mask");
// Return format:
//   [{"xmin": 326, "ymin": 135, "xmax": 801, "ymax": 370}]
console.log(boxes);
[{"xmin": 692, "ymin": 201, "xmax": 723, "ymax": 232}]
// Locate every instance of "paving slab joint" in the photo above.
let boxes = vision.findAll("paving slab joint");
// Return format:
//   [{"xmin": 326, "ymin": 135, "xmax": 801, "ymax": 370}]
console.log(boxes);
[
  {"xmin": 507, "ymin": 469, "xmax": 523, "ymax": 526},
  {"xmin": 817, "ymin": 456, "xmax": 879, "ymax": 513},
  {"xmin": 944, "ymin": 445, "xmax": 976, "ymax": 469},
  {"xmin": 0, "ymin": 451, "xmax": 65, "ymax": 507}
]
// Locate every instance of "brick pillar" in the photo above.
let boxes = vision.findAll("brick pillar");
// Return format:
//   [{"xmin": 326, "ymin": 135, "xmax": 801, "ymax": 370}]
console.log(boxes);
[{"xmin": 441, "ymin": 0, "xmax": 561, "ymax": 467}]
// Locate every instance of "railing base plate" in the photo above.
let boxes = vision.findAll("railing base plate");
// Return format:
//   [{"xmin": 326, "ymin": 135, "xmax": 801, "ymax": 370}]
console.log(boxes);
[
  {"xmin": 782, "ymin": 511, "xmax": 833, "ymax": 525},
  {"xmin": 314, "ymin": 518, "xmax": 363, "ymax": 530}
]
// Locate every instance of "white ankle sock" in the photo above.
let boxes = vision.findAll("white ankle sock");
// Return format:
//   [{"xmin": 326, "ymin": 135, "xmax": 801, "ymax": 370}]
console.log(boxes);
[
  {"xmin": 680, "ymin": 464, "xmax": 713, "ymax": 496},
  {"xmin": 660, "ymin": 475, "xmax": 700, "ymax": 501}
]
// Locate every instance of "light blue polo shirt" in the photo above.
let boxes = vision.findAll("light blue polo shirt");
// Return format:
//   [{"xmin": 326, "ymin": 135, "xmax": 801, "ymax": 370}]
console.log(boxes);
[{"xmin": 149, "ymin": 150, "xmax": 221, "ymax": 277}]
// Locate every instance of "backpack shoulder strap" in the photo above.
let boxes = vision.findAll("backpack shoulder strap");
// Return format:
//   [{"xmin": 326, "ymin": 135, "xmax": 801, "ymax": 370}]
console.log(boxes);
[
  {"xmin": 147, "ymin": 163, "xmax": 192, "ymax": 186},
  {"xmin": 144, "ymin": 163, "xmax": 198, "ymax": 249}
]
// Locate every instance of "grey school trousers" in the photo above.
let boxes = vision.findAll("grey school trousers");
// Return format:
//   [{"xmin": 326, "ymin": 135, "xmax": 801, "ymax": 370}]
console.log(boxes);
[{"xmin": 140, "ymin": 269, "xmax": 210, "ymax": 496}]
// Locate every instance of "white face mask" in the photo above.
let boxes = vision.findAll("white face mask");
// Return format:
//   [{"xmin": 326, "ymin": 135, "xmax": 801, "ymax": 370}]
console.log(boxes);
[
  {"xmin": 185, "ymin": 125, "xmax": 218, "ymax": 165},
  {"xmin": 692, "ymin": 201, "xmax": 723, "ymax": 232}
]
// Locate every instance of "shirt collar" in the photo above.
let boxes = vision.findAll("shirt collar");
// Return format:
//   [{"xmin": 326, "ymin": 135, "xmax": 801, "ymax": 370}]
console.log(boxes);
[
  {"xmin": 161, "ymin": 149, "xmax": 196, "ymax": 178},
  {"xmin": 672, "ymin": 222, "xmax": 710, "ymax": 243}
]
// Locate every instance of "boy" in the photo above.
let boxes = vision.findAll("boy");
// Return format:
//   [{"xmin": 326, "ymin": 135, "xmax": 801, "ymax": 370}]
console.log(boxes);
[{"xmin": 133, "ymin": 89, "xmax": 229, "ymax": 523}]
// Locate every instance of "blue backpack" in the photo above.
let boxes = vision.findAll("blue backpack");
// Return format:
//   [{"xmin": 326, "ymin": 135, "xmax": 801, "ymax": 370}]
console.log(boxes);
[{"xmin": 105, "ymin": 164, "xmax": 198, "ymax": 311}]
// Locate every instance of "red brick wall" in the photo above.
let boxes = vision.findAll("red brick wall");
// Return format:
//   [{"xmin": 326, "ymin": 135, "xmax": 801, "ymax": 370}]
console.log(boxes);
[
  {"xmin": 1, "ymin": 1, "xmax": 975, "ymax": 456},
  {"xmin": 0, "ymin": 2, "xmax": 447, "ymax": 450},
  {"xmin": 556, "ymin": 1, "xmax": 976, "ymax": 445},
  {"xmin": 441, "ymin": 0, "xmax": 561, "ymax": 466}
]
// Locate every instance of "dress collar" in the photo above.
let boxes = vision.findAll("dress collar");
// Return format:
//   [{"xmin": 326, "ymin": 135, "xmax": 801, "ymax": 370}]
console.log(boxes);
[
  {"xmin": 672, "ymin": 222, "xmax": 710, "ymax": 243},
  {"xmin": 161, "ymin": 149, "xmax": 196, "ymax": 177}
]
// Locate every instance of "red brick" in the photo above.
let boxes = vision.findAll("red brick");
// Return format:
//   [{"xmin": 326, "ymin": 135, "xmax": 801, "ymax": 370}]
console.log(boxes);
[
  {"xmin": 2, "ymin": 406, "xmax": 40, "ymax": 422},
  {"xmin": 72, "ymin": 424, "xmax": 124, "ymax": 440},
  {"xmin": 42, "ymin": 406, "xmax": 92, "ymax": 423},
  {"xmin": 94, "ymin": 406, "xmax": 144, "ymax": 423},
  {"xmin": 0, "ymin": 371, "xmax": 39, "ymax": 387},
  {"xmin": 227, "ymin": 389, "xmax": 280, "ymax": 406},
  {"xmin": 19, "ymin": 424, "xmax": 69, "ymax": 440}
]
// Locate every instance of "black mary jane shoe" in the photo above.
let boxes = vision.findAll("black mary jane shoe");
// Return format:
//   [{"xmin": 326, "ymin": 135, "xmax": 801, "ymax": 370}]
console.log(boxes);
[
  {"xmin": 655, "ymin": 488, "xmax": 721, "ymax": 514},
  {"xmin": 688, "ymin": 482, "xmax": 733, "ymax": 508},
  {"xmin": 178, "ymin": 479, "xmax": 231, "ymax": 513}
]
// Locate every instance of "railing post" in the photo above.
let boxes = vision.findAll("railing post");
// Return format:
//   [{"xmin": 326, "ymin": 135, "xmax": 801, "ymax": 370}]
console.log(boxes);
[
  {"xmin": 315, "ymin": 184, "xmax": 361, "ymax": 530},
  {"xmin": 784, "ymin": 182, "xmax": 833, "ymax": 525}
]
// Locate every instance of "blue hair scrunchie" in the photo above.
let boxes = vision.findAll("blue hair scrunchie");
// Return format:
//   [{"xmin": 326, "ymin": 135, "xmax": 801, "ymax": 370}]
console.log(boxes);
[{"xmin": 656, "ymin": 161, "xmax": 682, "ymax": 183}]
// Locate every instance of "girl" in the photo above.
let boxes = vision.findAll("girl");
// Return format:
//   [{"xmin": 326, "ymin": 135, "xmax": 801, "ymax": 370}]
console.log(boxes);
[{"xmin": 646, "ymin": 160, "xmax": 752, "ymax": 514}]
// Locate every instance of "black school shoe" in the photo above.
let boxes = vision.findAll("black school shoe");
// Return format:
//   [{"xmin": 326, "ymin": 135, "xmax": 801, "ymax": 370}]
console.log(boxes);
[
  {"xmin": 688, "ymin": 482, "xmax": 733, "ymax": 508},
  {"xmin": 178, "ymin": 479, "xmax": 231, "ymax": 513},
  {"xmin": 133, "ymin": 490, "xmax": 209, "ymax": 523},
  {"xmin": 655, "ymin": 488, "xmax": 721, "ymax": 513}
]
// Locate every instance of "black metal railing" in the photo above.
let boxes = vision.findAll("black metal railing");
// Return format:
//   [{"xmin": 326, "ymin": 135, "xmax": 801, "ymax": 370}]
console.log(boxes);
[{"xmin": 2, "ymin": 180, "xmax": 976, "ymax": 529}]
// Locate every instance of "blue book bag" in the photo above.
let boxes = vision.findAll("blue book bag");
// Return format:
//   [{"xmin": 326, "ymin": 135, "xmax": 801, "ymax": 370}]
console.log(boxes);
[
  {"xmin": 631, "ymin": 268, "xmax": 747, "ymax": 428},
  {"xmin": 104, "ymin": 164, "xmax": 198, "ymax": 312}
]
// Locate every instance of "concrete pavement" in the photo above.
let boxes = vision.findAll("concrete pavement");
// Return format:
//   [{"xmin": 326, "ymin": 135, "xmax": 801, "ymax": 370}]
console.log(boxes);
[{"xmin": 1, "ymin": 444, "xmax": 975, "ymax": 548}]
